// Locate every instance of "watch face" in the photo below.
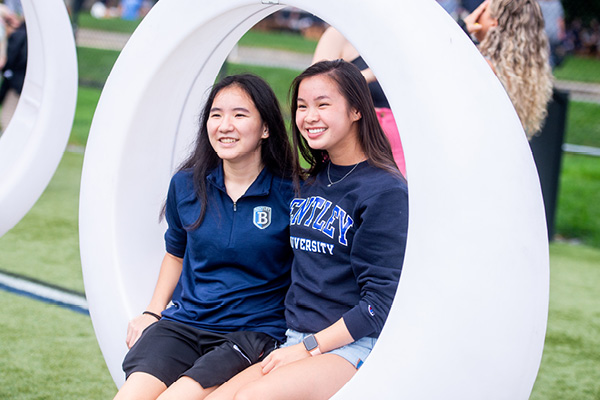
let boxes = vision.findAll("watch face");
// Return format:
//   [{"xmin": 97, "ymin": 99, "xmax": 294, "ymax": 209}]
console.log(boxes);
[{"xmin": 303, "ymin": 334, "xmax": 318, "ymax": 351}]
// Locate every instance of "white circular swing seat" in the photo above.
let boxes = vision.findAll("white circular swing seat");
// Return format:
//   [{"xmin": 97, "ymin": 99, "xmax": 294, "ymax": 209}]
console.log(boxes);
[
  {"xmin": 0, "ymin": 0, "xmax": 77, "ymax": 238},
  {"xmin": 80, "ymin": 1, "xmax": 550, "ymax": 398}
]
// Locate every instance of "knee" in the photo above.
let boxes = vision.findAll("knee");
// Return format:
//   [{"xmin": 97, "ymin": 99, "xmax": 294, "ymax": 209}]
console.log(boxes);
[
  {"xmin": 233, "ymin": 383, "xmax": 266, "ymax": 400},
  {"xmin": 232, "ymin": 387, "xmax": 253, "ymax": 400}
]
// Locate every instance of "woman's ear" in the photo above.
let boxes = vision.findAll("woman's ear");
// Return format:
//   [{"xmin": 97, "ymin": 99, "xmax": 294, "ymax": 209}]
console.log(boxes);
[
  {"xmin": 262, "ymin": 123, "xmax": 269, "ymax": 138},
  {"xmin": 351, "ymin": 108, "xmax": 362, "ymax": 122}
]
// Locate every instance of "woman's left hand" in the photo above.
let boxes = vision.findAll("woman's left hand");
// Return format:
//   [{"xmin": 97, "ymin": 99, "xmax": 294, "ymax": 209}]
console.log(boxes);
[{"xmin": 260, "ymin": 343, "xmax": 311, "ymax": 374}]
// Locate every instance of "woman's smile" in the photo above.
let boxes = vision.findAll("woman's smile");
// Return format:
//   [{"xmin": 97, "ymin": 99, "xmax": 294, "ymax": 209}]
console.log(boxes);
[{"xmin": 296, "ymin": 75, "xmax": 362, "ymax": 164}]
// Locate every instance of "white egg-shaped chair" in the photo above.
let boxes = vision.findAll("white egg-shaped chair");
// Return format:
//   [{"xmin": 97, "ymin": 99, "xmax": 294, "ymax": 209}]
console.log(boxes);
[
  {"xmin": 0, "ymin": 0, "xmax": 78, "ymax": 237},
  {"xmin": 80, "ymin": 0, "xmax": 549, "ymax": 397}
]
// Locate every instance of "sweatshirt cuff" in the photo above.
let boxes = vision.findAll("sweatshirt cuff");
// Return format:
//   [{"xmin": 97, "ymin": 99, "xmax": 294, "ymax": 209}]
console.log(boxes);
[{"xmin": 342, "ymin": 303, "xmax": 377, "ymax": 341}]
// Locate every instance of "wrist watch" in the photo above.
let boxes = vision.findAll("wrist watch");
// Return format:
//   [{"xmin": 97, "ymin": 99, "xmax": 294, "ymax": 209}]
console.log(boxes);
[{"xmin": 302, "ymin": 334, "xmax": 321, "ymax": 356}]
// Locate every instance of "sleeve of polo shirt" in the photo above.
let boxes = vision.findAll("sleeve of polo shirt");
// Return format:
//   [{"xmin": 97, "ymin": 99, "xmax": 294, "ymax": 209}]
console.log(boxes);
[
  {"xmin": 164, "ymin": 174, "xmax": 187, "ymax": 258},
  {"xmin": 342, "ymin": 183, "xmax": 408, "ymax": 340}
]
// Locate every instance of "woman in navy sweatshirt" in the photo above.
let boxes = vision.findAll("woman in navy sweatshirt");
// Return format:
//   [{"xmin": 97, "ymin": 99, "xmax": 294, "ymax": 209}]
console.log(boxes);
[
  {"xmin": 208, "ymin": 60, "xmax": 409, "ymax": 400},
  {"xmin": 114, "ymin": 74, "xmax": 299, "ymax": 400}
]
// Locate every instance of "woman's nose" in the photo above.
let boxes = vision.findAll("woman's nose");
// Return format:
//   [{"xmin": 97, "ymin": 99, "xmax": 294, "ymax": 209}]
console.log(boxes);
[
  {"xmin": 219, "ymin": 115, "xmax": 234, "ymax": 132},
  {"xmin": 305, "ymin": 107, "xmax": 319, "ymax": 122}
]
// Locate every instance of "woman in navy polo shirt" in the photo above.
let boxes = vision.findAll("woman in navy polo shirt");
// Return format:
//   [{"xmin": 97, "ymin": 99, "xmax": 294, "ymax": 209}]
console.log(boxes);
[{"xmin": 114, "ymin": 74, "xmax": 299, "ymax": 400}]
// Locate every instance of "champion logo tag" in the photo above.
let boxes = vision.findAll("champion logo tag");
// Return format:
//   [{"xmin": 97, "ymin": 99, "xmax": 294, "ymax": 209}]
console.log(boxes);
[
  {"xmin": 368, "ymin": 305, "xmax": 375, "ymax": 316},
  {"xmin": 253, "ymin": 206, "xmax": 272, "ymax": 229}
]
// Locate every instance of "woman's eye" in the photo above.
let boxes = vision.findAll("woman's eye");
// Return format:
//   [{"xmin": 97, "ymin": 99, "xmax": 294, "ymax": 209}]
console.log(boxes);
[
  {"xmin": 210, "ymin": 113, "xmax": 220, "ymax": 119},
  {"xmin": 235, "ymin": 113, "xmax": 247, "ymax": 118},
  {"xmin": 319, "ymin": 103, "xmax": 329, "ymax": 108},
  {"xmin": 297, "ymin": 104, "xmax": 306, "ymax": 110}
]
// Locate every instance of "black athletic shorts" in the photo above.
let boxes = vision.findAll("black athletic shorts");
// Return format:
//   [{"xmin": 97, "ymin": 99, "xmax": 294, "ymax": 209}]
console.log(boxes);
[{"xmin": 122, "ymin": 319, "xmax": 278, "ymax": 388}]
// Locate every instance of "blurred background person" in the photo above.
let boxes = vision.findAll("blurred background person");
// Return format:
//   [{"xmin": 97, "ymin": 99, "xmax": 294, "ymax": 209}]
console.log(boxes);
[
  {"xmin": 463, "ymin": 0, "xmax": 554, "ymax": 139},
  {"xmin": 461, "ymin": 0, "xmax": 485, "ymax": 13},
  {"xmin": 0, "ymin": 0, "xmax": 23, "ymax": 134},
  {"xmin": 537, "ymin": 0, "xmax": 567, "ymax": 68},
  {"xmin": 312, "ymin": 26, "xmax": 407, "ymax": 176},
  {"xmin": 437, "ymin": 0, "xmax": 462, "ymax": 19},
  {"xmin": 2, "ymin": 0, "xmax": 21, "ymax": 16}
]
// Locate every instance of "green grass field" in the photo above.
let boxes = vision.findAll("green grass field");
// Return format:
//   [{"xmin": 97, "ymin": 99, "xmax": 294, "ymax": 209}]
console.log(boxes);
[
  {"xmin": 76, "ymin": 12, "xmax": 318, "ymax": 53},
  {"xmin": 555, "ymin": 55, "xmax": 600, "ymax": 84},
  {"xmin": 530, "ymin": 244, "xmax": 600, "ymax": 399},
  {"xmin": 71, "ymin": 87, "xmax": 102, "ymax": 148},
  {"xmin": 76, "ymin": 10, "xmax": 599, "ymax": 84},
  {"xmin": 76, "ymin": 12, "xmax": 141, "ymax": 34},
  {"xmin": 74, "ymin": 10, "xmax": 600, "ymax": 82},
  {"xmin": 77, "ymin": 47, "xmax": 120, "ymax": 88},
  {"xmin": 0, "ymin": 152, "xmax": 84, "ymax": 292},
  {"xmin": 0, "ymin": 23, "xmax": 597, "ymax": 398},
  {"xmin": 564, "ymin": 101, "xmax": 600, "ymax": 148},
  {"xmin": 1, "ymin": 153, "xmax": 598, "ymax": 398},
  {"xmin": 555, "ymin": 154, "xmax": 600, "ymax": 246},
  {"xmin": 238, "ymin": 29, "xmax": 318, "ymax": 54},
  {"xmin": 0, "ymin": 291, "xmax": 116, "ymax": 399},
  {"xmin": 77, "ymin": 44, "xmax": 600, "ymax": 150}
]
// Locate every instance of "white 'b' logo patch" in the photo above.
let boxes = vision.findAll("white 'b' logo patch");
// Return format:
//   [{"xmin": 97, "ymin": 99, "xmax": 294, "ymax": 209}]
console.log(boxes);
[{"xmin": 253, "ymin": 206, "xmax": 271, "ymax": 229}]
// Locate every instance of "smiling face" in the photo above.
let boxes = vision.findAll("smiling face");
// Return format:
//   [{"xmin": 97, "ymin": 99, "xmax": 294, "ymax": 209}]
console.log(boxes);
[
  {"xmin": 295, "ymin": 74, "xmax": 362, "ymax": 165},
  {"xmin": 207, "ymin": 85, "xmax": 268, "ymax": 168}
]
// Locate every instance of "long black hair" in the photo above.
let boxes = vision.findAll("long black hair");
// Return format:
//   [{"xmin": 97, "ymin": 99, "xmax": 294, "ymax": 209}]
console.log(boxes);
[
  {"xmin": 289, "ymin": 59, "xmax": 400, "ymax": 179},
  {"xmin": 171, "ymin": 74, "xmax": 298, "ymax": 229}
]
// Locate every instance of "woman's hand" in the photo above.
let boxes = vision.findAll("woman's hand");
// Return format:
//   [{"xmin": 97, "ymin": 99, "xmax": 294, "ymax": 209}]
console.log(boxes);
[
  {"xmin": 123, "ymin": 253, "xmax": 182, "ymax": 348},
  {"xmin": 260, "ymin": 343, "xmax": 311, "ymax": 374},
  {"xmin": 126, "ymin": 313, "xmax": 159, "ymax": 349},
  {"xmin": 0, "ymin": 5, "xmax": 20, "ymax": 30},
  {"xmin": 463, "ymin": 0, "xmax": 490, "ymax": 34}
]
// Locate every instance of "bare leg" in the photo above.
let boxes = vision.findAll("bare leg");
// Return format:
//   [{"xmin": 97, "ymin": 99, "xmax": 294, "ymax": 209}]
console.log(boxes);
[
  {"xmin": 157, "ymin": 376, "xmax": 217, "ymax": 400},
  {"xmin": 205, "ymin": 364, "xmax": 264, "ymax": 400},
  {"xmin": 233, "ymin": 354, "xmax": 356, "ymax": 400},
  {"xmin": 113, "ymin": 372, "xmax": 167, "ymax": 400}
]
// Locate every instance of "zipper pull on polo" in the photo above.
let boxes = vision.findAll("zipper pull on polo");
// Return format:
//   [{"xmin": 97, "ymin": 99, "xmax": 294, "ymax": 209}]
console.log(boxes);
[{"xmin": 233, "ymin": 201, "xmax": 237, "ymax": 211}]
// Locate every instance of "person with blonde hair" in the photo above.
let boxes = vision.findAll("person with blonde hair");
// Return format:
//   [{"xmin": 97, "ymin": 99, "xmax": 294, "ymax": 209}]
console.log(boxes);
[{"xmin": 464, "ymin": 0, "xmax": 553, "ymax": 139}]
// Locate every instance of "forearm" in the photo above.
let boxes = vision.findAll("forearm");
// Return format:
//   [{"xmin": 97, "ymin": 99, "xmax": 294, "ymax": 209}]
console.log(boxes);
[
  {"xmin": 313, "ymin": 318, "xmax": 354, "ymax": 353},
  {"xmin": 145, "ymin": 252, "xmax": 183, "ymax": 314},
  {"xmin": 260, "ymin": 318, "xmax": 355, "ymax": 373},
  {"xmin": 312, "ymin": 26, "xmax": 345, "ymax": 64}
]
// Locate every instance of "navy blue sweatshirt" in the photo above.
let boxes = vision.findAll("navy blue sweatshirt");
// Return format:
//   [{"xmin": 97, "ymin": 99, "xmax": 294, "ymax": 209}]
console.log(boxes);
[
  {"xmin": 162, "ymin": 165, "xmax": 294, "ymax": 342},
  {"xmin": 286, "ymin": 161, "xmax": 408, "ymax": 340}
]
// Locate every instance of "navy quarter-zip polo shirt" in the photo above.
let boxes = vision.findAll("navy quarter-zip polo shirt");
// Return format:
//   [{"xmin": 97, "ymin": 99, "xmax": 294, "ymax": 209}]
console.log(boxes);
[{"xmin": 161, "ymin": 165, "xmax": 294, "ymax": 342}]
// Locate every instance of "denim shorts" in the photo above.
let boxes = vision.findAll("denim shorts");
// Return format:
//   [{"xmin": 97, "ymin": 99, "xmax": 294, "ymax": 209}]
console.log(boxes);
[{"xmin": 281, "ymin": 329, "xmax": 376, "ymax": 369}]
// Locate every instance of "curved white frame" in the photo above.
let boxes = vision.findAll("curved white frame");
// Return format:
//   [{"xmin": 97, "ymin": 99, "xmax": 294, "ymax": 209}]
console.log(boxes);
[
  {"xmin": 0, "ymin": 0, "xmax": 78, "ymax": 237},
  {"xmin": 80, "ymin": 0, "xmax": 549, "ymax": 397}
]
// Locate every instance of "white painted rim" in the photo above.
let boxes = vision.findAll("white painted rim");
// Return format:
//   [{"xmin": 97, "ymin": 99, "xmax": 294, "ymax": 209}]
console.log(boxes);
[
  {"xmin": 80, "ymin": 0, "xmax": 549, "ymax": 397},
  {"xmin": 0, "ymin": 0, "xmax": 78, "ymax": 237}
]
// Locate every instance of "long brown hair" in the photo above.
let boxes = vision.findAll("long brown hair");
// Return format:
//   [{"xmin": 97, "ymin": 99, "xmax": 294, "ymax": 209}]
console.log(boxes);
[
  {"xmin": 166, "ymin": 74, "xmax": 298, "ymax": 229},
  {"xmin": 289, "ymin": 60, "xmax": 401, "ymax": 179}
]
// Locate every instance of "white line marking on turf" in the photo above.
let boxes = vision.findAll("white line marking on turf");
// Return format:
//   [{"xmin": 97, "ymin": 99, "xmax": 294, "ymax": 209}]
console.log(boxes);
[{"xmin": 0, "ymin": 271, "xmax": 88, "ymax": 311}]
